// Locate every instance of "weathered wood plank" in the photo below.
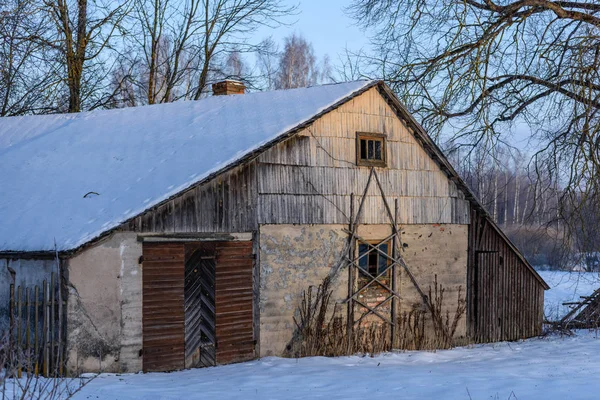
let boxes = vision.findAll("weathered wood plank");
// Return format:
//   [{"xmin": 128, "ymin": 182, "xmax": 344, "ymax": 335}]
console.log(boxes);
[
  {"xmin": 142, "ymin": 242, "xmax": 185, "ymax": 372},
  {"xmin": 467, "ymin": 206, "xmax": 546, "ymax": 343}
]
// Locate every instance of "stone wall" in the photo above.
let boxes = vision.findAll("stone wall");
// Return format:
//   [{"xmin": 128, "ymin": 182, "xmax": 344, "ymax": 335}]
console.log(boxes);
[
  {"xmin": 258, "ymin": 223, "xmax": 469, "ymax": 356},
  {"xmin": 65, "ymin": 232, "xmax": 142, "ymax": 373},
  {"xmin": 258, "ymin": 224, "xmax": 348, "ymax": 356}
]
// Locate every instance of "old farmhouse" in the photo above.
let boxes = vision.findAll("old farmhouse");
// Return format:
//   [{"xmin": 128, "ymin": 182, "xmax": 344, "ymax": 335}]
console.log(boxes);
[{"xmin": 0, "ymin": 80, "xmax": 549, "ymax": 374}]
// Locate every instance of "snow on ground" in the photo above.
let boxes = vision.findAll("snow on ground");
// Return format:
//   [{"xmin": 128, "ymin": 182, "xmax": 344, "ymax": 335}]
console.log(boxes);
[
  {"xmin": 538, "ymin": 270, "xmax": 600, "ymax": 320},
  {"xmin": 7, "ymin": 270, "xmax": 600, "ymax": 400},
  {"xmin": 68, "ymin": 271, "xmax": 600, "ymax": 400},
  {"xmin": 72, "ymin": 331, "xmax": 600, "ymax": 400}
]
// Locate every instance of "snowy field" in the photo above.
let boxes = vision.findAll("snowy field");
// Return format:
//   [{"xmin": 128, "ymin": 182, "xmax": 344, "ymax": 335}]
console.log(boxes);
[
  {"xmin": 70, "ymin": 332, "xmax": 600, "ymax": 400},
  {"xmin": 6, "ymin": 270, "xmax": 600, "ymax": 400},
  {"xmin": 538, "ymin": 270, "xmax": 600, "ymax": 320}
]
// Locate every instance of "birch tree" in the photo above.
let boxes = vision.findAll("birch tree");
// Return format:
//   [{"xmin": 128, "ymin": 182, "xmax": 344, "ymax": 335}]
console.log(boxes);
[{"xmin": 275, "ymin": 33, "xmax": 317, "ymax": 89}]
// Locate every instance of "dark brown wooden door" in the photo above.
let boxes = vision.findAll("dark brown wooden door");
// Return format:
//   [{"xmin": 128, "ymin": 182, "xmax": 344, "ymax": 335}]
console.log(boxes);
[
  {"xmin": 142, "ymin": 240, "xmax": 255, "ymax": 372},
  {"xmin": 184, "ymin": 243, "xmax": 216, "ymax": 368},
  {"xmin": 142, "ymin": 243, "xmax": 185, "ymax": 372},
  {"xmin": 215, "ymin": 241, "xmax": 255, "ymax": 364}
]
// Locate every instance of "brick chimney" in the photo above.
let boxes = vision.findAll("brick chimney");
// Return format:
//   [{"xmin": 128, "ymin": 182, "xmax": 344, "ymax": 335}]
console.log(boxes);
[{"xmin": 212, "ymin": 80, "xmax": 246, "ymax": 96}]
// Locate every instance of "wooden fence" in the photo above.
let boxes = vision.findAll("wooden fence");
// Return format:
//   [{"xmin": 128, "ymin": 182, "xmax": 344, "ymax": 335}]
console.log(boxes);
[{"xmin": 7, "ymin": 272, "xmax": 65, "ymax": 377}]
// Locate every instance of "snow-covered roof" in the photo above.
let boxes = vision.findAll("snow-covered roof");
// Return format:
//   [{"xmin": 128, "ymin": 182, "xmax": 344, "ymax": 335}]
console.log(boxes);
[{"xmin": 0, "ymin": 81, "xmax": 375, "ymax": 252}]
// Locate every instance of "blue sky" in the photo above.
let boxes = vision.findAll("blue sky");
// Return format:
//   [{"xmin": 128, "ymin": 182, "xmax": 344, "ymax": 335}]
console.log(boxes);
[
  {"xmin": 251, "ymin": 1, "xmax": 535, "ymax": 150},
  {"xmin": 252, "ymin": 0, "xmax": 369, "ymax": 63}
]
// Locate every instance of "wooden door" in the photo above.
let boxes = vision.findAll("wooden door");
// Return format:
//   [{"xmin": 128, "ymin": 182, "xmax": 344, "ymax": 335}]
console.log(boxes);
[
  {"xmin": 214, "ymin": 241, "xmax": 255, "ymax": 364},
  {"xmin": 184, "ymin": 243, "xmax": 217, "ymax": 368},
  {"xmin": 142, "ymin": 243, "xmax": 185, "ymax": 372},
  {"xmin": 474, "ymin": 252, "xmax": 501, "ymax": 343},
  {"xmin": 142, "ymin": 240, "xmax": 255, "ymax": 372}
]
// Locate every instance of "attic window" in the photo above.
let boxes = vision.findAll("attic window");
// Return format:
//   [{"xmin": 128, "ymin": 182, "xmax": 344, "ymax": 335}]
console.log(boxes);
[{"xmin": 356, "ymin": 132, "xmax": 386, "ymax": 167}]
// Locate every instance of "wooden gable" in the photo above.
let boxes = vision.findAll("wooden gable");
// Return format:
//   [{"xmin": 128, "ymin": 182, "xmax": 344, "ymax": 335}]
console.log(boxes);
[{"xmin": 256, "ymin": 86, "xmax": 470, "ymax": 225}]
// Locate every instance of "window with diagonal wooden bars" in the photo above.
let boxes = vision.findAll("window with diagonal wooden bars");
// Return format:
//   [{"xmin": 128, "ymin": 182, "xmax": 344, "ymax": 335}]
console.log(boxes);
[{"xmin": 358, "ymin": 240, "xmax": 391, "ymax": 277}]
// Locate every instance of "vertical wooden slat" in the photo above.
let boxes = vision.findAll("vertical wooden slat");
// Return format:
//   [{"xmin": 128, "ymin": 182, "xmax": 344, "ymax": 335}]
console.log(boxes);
[
  {"xmin": 9, "ymin": 284, "xmax": 15, "ymax": 349},
  {"xmin": 17, "ymin": 286, "xmax": 22, "ymax": 350},
  {"xmin": 34, "ymin": 285, "xmax": 39, "ymax": 376},
  {"xmin": 57, "ymin": 262, "xmax": 64, "ymax": 376},
  {"xmin": 43, "ymin": 280, "xmax": 49, "ymax": 377},
  {"xmin": 25, "ymin": 288, "xmax": 31, "ymax": 357},
  {"xmin": 17, "ymin": 286, "xmax": 22, "ymax": 378},
  {"xmin": 50, "ymin": 272, "xmax": 55, "ymax": 374},
  {"xmin": 214, "ymin": 241, "xmax": 255, "ymax": 365},
  {"xmin": 391, "ymin": 199, "xmax": 398, "ymax": 346},
  {"xmin": 347, "ymin": 193, "xmax": 355, "ymax": 348},
  {"xmin": 142, "ymin": 242, "xmax": 185, "ymax": 372}
]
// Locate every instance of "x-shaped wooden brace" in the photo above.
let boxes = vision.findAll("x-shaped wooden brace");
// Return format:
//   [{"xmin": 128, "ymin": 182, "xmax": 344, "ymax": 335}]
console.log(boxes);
[
  {"xmin": 344, "ymin": 230, "xmax": 404, "ymax": 326},
  {"xmin": 343, "ymin": 230, "xmax": 402, "ymax": 299}
]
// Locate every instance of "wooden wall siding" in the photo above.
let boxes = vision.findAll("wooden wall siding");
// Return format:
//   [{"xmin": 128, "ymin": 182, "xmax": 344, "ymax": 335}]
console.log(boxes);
[
  {"xmin": 214, "ymin": 241, "xmax": 255, "ymax": 365},
  {"xmin": 258, "ymin": 165, "xmax": 461, "ymax": 198},
  {"xmin": 258, "ymin": 195, "xmax": 468, "ymax": 225},
  {"xmin": 118, "ymin": 85, "xmax": 469, "ymax": 233},
  {"xmin": 258, "ymin": 135, "xmax": 438, "ymax": 171},
  {"xmin": 256, "ymin": 86, "xmax": 470, "ymax": 225},
  {"xmin": 142, "ymin": 242, "xmax": 185, "ymax": 372},
  {"xmin": 467, "ymin": 207, "xmax": 545, "ymax": 342},
  {"xmin": 124, "ymin": 163, "xmax": 258, "ymax": 234}
]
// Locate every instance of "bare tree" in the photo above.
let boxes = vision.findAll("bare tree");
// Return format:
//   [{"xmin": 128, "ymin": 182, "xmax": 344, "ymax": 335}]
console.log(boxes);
[
  {"xmin": 0, "ymin": 0, "xmax": 56, "ymax": 115},
  {"xmin": 256, "ymin": 36, "xmax": 279, "ymax": 90},
  {"xmin": 337, "ymin": 47, "xmax": 369, "ymax": 82},
  {"xmin": 190, "ymin": 0, "xmax": 296, "ymax": 99},
  {"xmin": 128, "ymin": 0, "xmax": 294, "ymax": 103},
  {"xmin": 350, "ymin": 0, "xmax": 600, "ymax": 245},
  {"xmin": 223, "ymin": 50, "xmax": 245, "ymax": 79},
  {"xmin": 275, "ymin": 33, "xmax": 317, "ymax": 89},
  {"xmin": 129, "ymin": 0, "xmax": 201, "ymax": 104},
  {"xmin": 318, "ymin": 54, "xmax": 334, "ymax": 84},
  {"xmin": 36, "ymin": 0, "xmax": 131, "ymax": 112},
  {"xmin": 106, "ymin": 60, "xmax": 138, "ymax": 108}
]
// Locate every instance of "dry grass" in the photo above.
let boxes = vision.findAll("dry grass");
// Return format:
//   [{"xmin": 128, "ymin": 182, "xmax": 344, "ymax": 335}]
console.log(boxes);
[
  {"xmin": 287, "ymin": 275, "xmax": 467, "ymax": 357},
  {"xmin": 0, "ymin": 327, "xmax": 91, "ymax": 399}
]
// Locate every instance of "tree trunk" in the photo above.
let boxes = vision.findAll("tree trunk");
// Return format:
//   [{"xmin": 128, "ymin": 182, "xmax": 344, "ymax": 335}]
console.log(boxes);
[
  {"xmin": 493, "ymin": 169, "xmax": 498, "ymax": 222},
  {"xmin": 57, "ymin": 0, "xmax": 88, "ymax": 113},
  {"xmin": 503, "ymin": 172, "xmax": 508, "ymax": 225},
  {"xmin": 513, "ymin": 175, "xmax": 520, "ymax": 225},
  {"xmin": 147, "ymin": 0, "xmax": 160, "ymax": 105}
]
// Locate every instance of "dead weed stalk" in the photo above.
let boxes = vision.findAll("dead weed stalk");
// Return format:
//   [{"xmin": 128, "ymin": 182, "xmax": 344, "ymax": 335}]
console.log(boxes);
[{"xmin": 287, "ymin": 274, "xmax": 467, "ymax": 357}]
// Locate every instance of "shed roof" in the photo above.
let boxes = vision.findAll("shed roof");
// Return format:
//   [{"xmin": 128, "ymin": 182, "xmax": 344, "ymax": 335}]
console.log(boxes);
[{"xmin": 0, "ymin": 81, "xmax": 375, "ymax": 252}]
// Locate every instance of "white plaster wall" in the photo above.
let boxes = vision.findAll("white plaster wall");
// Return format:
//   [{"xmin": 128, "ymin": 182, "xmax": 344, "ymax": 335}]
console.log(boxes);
[{"xmin": 66, "ymin": 232, "xmax": 142, "ymax": 373}]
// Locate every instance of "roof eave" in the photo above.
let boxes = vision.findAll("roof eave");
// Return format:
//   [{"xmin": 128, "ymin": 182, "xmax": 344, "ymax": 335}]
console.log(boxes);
[
  {"xmin": 376, "ymin": 83, "xmax": 550, "ymax": 291},
  {"xmin": 47, "ymin": 80, "xmax": 382, "ymax": 258}
]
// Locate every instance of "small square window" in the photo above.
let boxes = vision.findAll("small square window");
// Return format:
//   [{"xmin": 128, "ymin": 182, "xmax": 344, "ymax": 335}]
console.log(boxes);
[
  {"xmin": 356, "ymin": 132, "xmax": 386, "ymax": 167},
  {"xmin": 358, "ymin": 241, "xmax": 391, "ymax": 276}
]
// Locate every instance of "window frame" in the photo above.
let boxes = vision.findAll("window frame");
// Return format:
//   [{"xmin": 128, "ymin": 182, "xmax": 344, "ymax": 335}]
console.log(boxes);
[
  {"xmin": 357, "ymin": 239, "xmax": 392, "ymax": 277},
  {"xmin": 356, "ymin": 132, "xmax": 387, "ymax": 167}
]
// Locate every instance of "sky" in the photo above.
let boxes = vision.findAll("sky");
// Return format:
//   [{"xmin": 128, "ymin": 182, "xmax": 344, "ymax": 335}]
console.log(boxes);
[
  {"xmin": 252, "ymin": 0, "xmax": 370, "ymax": 65},
  {"xmin": 250, "ymin": 1, "xmax": 534, "ymax": 150}
]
